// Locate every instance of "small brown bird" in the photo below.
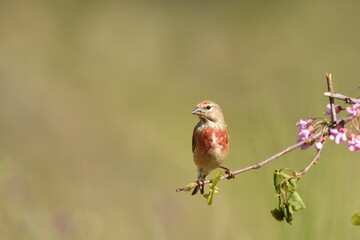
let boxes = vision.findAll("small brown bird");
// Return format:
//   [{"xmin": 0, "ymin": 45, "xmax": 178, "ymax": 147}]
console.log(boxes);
[{"xmin": 191, "ymin": 100, "xmax": 233, "ymax": 195}]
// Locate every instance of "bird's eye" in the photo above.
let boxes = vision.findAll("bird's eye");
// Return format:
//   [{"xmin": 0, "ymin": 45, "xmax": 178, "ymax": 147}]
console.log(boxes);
[{"xmin": 206, "ymin": 105, "xmax": 211, "ymax": 110}]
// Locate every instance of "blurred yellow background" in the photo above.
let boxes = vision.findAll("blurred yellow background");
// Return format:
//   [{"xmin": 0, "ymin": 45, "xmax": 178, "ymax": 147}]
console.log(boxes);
[{"xmin": 1, "ymin": 0, "xmax": 360, "ymax": 239}]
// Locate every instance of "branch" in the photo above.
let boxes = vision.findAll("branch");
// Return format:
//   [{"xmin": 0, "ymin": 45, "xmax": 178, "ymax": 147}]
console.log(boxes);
[
  {"xmin": 175, "ymin": 107, "xmax": 358, "ymax": 193},
  {"xmin": 298, "ymin": 140, "xmax": 327, "ymax": 177},
  {"xmin": 324, "ymin": 92, "xmax": 360, "ymax": 104},
  {"xmin": 326, "ymin": 73, "xmax": 337, "ymax": 123}
]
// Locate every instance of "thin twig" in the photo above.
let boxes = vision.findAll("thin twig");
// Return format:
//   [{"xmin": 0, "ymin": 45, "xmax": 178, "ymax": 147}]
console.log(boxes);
[
  {"xmin": 298, "ymin": 140, "xmax": 326, "ymax": 176},
  {"xmin": 324, "ymin": 92, "xmax": 360, "ymax": 104},
  {"xmin": 336, "ymin": 114, "xmax": 358, "ymax": 125},
  {"xmin": 230, "ymin": 132, "xmax": 323, "ymax": 175},
  {"xmin": 326, "ymin": 73, "xmax": 337, "ymax": 123}
]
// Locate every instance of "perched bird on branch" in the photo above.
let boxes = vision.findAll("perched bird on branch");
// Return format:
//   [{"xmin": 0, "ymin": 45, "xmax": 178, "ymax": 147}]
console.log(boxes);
[{"xmin": 191, "ymin": 100, "xmax": 233, "ymax": 195}]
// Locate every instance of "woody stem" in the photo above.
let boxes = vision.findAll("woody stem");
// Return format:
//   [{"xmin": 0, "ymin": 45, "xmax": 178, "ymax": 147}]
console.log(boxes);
[{"xmin": 326, "ymin": 73, "xmax": 337, "ymax": 123}]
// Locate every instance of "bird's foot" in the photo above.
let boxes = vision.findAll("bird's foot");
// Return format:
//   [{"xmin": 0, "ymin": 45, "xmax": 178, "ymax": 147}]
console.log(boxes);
[
  {"xmin": 191, "ymin": 179, "xmax": 205, "ymax": 195},
  {"xmin": 220, "ymin": 166, "xmax": 235, "ymax": 179}
]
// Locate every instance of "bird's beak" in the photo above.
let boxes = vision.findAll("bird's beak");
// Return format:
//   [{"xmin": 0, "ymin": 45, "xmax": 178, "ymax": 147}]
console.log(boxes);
[{"xmin": 192, "ymin": 106, "xmax": 202, "ymax": 115}]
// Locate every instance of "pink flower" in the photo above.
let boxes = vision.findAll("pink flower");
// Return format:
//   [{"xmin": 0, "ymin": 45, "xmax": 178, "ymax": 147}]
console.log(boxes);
[
  {"xmin": 298, "ymin": 129, "xmax": 310, "ymax": 140},
  {"xmin": 296, "ymin": 119, "xmax": 315, "ymax": 150},
  {"xmin": 296, "ymin": 119, "xmax": 313, "ymax": 130},
  {"xmin": 346, "ymin": 102, "xmax": 360, "ymax": 117},
  {"xmin": 326, "ymin": 104, "xmax": 342, "ymax": 116},
  {"xmin": 315, "ymin": 142, "xmax": 323, "ymax": 150},
  {"xmin": 296, "ymin": 119, "xmax": 308, "ymax": 129},
  {"xmin": 315, "ymin": 136, "xmax": 325, "ymax": 151},
  {"xmin": 297, "ymin": 125, "xmax": 315, "ymax": 141},
  {"xmin": 329, "ymin": 127, "xmax": 348, "ymax": 144},
  {"xmin": 348, "ymin": 134, "xmax": 360, "ymax": 152}
]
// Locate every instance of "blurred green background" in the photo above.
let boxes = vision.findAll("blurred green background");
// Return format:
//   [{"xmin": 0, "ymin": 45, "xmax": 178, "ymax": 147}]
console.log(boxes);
[{"xmin": 1, "ymin": 0, "xmax": 360, "ymax": 239}]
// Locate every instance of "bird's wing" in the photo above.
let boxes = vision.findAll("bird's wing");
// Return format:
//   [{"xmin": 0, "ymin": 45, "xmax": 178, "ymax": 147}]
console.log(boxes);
[{"xmin": 192, "ymin": 122, "xmax": 200, "ymax": 153}]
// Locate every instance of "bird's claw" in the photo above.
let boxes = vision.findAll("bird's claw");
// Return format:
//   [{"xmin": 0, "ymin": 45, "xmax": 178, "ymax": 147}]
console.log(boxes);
[
  {"xmin": 191, "ymin": 179, "xmax": 205, "ymax": 195},
  {"xmin": 225, "ymin": 170, "xmax": 235, "ymax": 179},
  {"xmin": 220, "ymin": 166, "xmax": 235, "ymax": 179}
]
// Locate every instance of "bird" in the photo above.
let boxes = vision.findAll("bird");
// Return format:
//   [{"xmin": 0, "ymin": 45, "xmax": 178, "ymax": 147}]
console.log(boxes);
[{"xmin": 191, "ymin": 100, "xmax": 233, "ymax": 195}]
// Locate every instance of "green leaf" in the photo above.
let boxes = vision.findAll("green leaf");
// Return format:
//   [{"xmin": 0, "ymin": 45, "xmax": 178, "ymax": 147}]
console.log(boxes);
[
  {"xmin": 272, "ymin": 169, "xmax": 304, "ymax": 224},
  {"xmin": 287, "ymin": 178, "xmax": 297, "ymax": 192},
  {"xmin": 288, "ymin": 191, "xmax": 306, "ymax": 211},
  {"xmin": 203, "ymin": 170, "xmax": 223, "ymax": 205},
  {"xmin": 207, "ymin": 189, "xmax": 215, "ymax": 205},
  {"xmin": 281, "ymin": 205, "xmax": 288, "ymax": 219},
  {"xmin": 212, "ymin": 170, "xmax": 222, "ymax": 186},
  {"xmin": 274, "ymin": 170, "xmax": 297, "ymax": 192},
  {"xmin": 271, "ymin": 208, "xmax": 285, "ymax": 222},
  {"xmin": 351, "ymin": 213, "xmax": 360, "ymax": 225},
  {"xmin": 284, "ymin": 203, "xmax": 293, "ymax": 224},
  {"xmin": 287, "ymin": 202, "xmax": 294, "ymax": 215},
  {"xmin": 273, "ymin": 170, "xmax": 282, "ymax": 191},
  {"xmin": 279, "ymin": 171, "xmax": 292, "ymax": 180}
]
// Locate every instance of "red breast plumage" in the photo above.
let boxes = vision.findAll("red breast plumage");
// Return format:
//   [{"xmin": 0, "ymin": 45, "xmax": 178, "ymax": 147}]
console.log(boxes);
[{"xmin": 193, "ymin": 126, "xmax": 229, "ymax": 174}]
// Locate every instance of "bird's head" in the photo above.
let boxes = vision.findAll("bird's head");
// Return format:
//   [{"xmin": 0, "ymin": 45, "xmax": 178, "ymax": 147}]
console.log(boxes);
[{"xmin": 192, "ymin": 100, "xmax": 225, "ymax": 124}]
